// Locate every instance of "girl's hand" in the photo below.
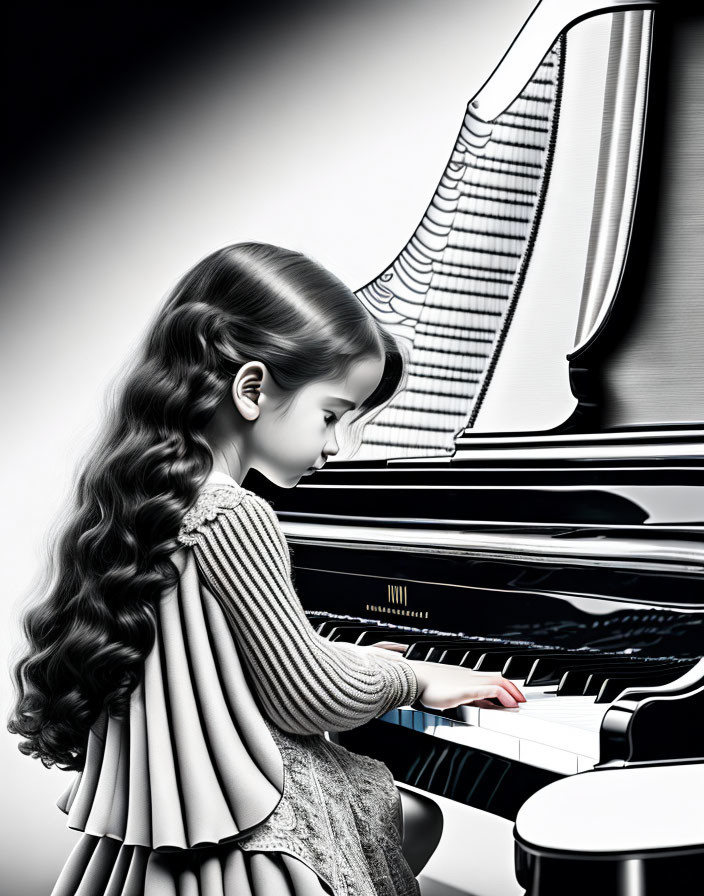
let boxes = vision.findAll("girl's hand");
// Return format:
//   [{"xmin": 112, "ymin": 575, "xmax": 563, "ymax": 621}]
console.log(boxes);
[
  {"xmin": 410, "ymin": 660, "xmax": 526, "ymax": 710},
  {"xmin": 368, "ymin": 641, "xmax": 408, "ymax": 653}
]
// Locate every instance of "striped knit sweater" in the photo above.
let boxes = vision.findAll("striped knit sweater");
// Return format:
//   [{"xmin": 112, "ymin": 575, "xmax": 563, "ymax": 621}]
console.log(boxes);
[{"xmin": 177, "ymin": 476, "xmax": 419, "ymax": 736}]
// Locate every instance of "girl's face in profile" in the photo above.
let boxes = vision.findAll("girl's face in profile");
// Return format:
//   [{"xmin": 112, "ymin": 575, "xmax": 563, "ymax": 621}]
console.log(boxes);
[{"xmin": 253, "ymin": 353, "xmax": 385, "ymax": 488}]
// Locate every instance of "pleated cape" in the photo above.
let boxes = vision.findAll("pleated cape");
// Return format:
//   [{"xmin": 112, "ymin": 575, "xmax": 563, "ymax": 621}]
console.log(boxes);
[{"xmin": 56, "ymin": 546, "xmax": 285, "ymax": 852}]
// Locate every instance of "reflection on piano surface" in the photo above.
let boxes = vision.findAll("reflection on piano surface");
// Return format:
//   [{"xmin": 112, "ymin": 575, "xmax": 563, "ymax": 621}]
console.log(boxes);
[{"xmin": 247, "ymin": 1, "xmax": 704, "ymax": 893}]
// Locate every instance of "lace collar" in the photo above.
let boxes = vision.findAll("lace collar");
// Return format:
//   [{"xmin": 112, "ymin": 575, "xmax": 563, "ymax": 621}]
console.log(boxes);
[{"xmin": 178, "ymin": 471, "xmax": 252, "ymax": 545}]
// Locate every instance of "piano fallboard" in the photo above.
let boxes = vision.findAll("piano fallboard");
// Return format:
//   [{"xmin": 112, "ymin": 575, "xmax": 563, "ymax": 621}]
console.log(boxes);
[{"xmin": 290, "ymin": 547, "xmax": 704, "ymax": 633}]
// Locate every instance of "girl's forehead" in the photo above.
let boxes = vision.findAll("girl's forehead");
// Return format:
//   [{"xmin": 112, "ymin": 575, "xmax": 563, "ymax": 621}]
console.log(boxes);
[
  {"xmin": 303, "ymin": 380, "xmax": 351, "ymax": 401},
  {"xmin": 305, "ymin": 355, "xmax": 384, "ymax": 403}
]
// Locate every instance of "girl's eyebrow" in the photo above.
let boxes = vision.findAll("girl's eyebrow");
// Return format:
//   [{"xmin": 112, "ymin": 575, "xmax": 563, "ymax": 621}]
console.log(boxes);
[{"xmin": 326, "ymin": 396, "xmax": 357, "ymax": 410}]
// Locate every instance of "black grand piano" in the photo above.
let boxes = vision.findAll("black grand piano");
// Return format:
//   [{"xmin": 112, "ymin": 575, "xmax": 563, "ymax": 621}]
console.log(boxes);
[{"xmin": 246, "ymin": 1, "xmax": 704, "ymax": 893}]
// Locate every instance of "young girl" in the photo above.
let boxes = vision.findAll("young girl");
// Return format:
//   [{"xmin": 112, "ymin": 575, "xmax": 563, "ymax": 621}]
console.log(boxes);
[{"xmin": 9, "ymin": 242, "xmax": 524, "ymax": 896}]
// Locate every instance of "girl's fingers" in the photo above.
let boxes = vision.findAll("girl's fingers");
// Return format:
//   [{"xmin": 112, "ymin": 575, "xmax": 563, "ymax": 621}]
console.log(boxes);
[
  {"xmin": 467, "ymin": 686, "xmax": 518, "ymax": 708},
  {"xmin": 493, "ymin": 687, "xmax": 519, "ymax": 708},
  {"xmin": 473, "ymin": 673, "xmax": 526, "ymax": 703},
  {"xmin": 372, "ymin": 641, "xmax": 408, "ymax": 653},
  {"xmin": 502, "ymin": 678, "xmax": 526, "ymax": 702}
]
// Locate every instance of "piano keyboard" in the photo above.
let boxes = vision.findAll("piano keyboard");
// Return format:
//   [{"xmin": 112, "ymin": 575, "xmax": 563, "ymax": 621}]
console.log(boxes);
[{"xmin": 310, "ymin": 613, "xmax": 698, "ymax": 777}]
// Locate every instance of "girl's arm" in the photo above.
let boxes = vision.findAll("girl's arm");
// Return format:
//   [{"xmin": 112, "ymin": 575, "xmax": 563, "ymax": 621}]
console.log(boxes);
[
  {"xmin": 364, "ymin": 645, "xmax": 525, "ymax": 709},
  {"xmin": 183, "ymin": 491, "xmax": 419, "ymax": 736}
]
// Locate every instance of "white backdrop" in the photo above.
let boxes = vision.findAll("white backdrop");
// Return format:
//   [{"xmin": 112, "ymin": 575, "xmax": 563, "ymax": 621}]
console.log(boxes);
[{"xmin": 1, "ymin": 3, "xmax": 534, "ymax": 891}]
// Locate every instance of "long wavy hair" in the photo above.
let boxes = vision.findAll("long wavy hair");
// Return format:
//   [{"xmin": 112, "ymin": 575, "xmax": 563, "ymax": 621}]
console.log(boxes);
[{"xmin": 8, "ymin": 242, "xmax": 405, "ymax": 771}]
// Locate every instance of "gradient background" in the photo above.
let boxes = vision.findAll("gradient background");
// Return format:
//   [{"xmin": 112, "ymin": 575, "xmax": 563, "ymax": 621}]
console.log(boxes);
[{"xmin": 2, "ymin": 2, "xmax": 535, "ymax": 891}]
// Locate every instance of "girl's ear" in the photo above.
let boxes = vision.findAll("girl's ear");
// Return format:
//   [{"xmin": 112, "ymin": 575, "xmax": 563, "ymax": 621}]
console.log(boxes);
[{"xmin": 231, "ymin": 360, "xmax": 266, "ymax": 421}]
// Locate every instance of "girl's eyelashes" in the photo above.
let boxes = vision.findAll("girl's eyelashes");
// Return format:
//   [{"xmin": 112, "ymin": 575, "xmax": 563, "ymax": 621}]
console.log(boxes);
[{"xmin": 324, "ymin": 412, "xmax": 338, "ymax": 426}]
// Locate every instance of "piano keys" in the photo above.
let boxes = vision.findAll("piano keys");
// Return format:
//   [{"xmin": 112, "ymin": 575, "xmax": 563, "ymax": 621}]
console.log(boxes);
[{"xmin": 311, "ymin": 615, "xmax": 701, "ymax": 776}]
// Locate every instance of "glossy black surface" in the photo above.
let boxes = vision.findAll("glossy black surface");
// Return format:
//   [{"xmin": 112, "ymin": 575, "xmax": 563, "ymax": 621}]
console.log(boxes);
[
  {"xmin": 600, "ymin": 669, "xmax": 704, "ymax": 765},
  {"xmin": 290, "ymin": 553, "xmax": 704, "ymax": 636},
  {"xmin": 337, "ymin": 718, "xmax": 560, "ymax": 822},
  {"xmin": 515, "ymin": 834, "xmax": 704, "ymax": 896},
  {"xmin": 250, "ymin": 459, "xmax": 704, "ymax": 529}
]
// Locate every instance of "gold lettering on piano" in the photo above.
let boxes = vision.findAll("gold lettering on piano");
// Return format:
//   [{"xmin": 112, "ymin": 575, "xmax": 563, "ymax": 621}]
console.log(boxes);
[
  {"xmin": 366, "ymin": 603, "xmax": 429, "ymax": 620},
  {"xmin": 363, "ymin": 584, "xmax": 428, "ymax": 619},
  {"xmin": 387, "ymin": 584, "xmax": 408, "ymax": 607}
]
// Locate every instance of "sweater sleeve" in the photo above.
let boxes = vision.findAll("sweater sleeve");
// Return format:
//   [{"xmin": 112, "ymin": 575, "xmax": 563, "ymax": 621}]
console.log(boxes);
[{"xmin": 180, "ymin": 490, "xmax": 418, "ymax": 736}]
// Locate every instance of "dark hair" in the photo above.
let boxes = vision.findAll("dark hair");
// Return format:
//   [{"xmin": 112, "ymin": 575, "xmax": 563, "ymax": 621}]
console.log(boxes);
[{"xmin": 8, "ymin": 242, "xmax": 405, "ymax": 770}]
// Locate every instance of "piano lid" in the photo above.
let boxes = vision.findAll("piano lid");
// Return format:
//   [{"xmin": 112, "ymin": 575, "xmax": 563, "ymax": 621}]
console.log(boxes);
[{"xmin": 330, "ymin": 1, "xmax": 665, "ymax": 460}]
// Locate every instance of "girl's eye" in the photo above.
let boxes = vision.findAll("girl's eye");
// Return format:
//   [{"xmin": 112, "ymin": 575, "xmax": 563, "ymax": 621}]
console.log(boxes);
[{"xmin": 324, "ymin": 413, "xmax": 338, "ymax": 426}]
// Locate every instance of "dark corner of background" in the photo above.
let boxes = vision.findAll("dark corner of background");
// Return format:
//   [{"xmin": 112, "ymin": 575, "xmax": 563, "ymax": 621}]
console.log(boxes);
[{"xmin": 3, "ymin": 1, "xmax": 318, "ymax": 212}]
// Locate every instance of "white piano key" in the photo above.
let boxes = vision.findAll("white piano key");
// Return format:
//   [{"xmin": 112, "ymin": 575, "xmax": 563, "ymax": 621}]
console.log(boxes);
[
  {"xmin": 387, "ymin": 663, "xmax": 634, "ymax": 773},
  {"xmin": 518, "ymin": 739, "xmax": 579, "ymax": 775},
  {"xmin": 475, "ymin": 695, "xmax": 607, "ymax": 757},
  {"xmin": 434, "ymin": 720, "xmax": 521, "ymax": 761},
  {"xmin": 577, "ymin": 753, "xmax": 596, "ymax": 772},
  {"xmin": 456, "ymin": 704, "xmax": 480, "ymax": 725}
]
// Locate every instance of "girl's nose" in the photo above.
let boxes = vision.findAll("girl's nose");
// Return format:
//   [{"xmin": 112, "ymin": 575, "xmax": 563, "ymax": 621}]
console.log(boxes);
[{"xmin": 324, "ymin": 431, "xmax": 339, "ymax": 457}]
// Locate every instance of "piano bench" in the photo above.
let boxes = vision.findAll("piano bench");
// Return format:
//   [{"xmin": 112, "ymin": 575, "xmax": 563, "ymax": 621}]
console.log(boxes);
[{"xmin": 398, "ymin": 784, "xmax": 444, "ymax": 876}]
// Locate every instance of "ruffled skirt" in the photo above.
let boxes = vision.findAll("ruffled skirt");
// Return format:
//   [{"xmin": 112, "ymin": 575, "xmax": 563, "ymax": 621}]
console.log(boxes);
[
  {"xmin": 51, "ymin": 721, "xmax": 420, "ymax": 896},
  {"xmin": 51, "ymin": 837, "xmax": 331, "ymax": 896}
]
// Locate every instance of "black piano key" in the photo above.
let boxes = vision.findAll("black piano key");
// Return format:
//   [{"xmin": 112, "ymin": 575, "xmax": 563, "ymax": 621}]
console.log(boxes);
[
  {"xmin": 556, "ymin": 661, "xmax": 642, "ymax": 696},
  {"xmin": 473, "ymin": 650, "xmax": 521, "ymax": 672},
  {"xmin": 525, "ymin": 653, "xmax": 627, "ymax": 686},
  {"xmin": 316, "ymin": 619, "xmax": 348, "ymax": 637},
  {"xmin": 556, "ymin": 660, "xmax": 675, "ymax": 696},
  {"xmin": 425, "ymin": 639, "xmax": 493, "ymax": 660},
  {"xmin": 595, "ymin": 667, "xmax": 693, "ymax": 704},
  {"xmin": 326, "ymin": 624, "xmax": 376, "ymax": 642},
  {"xmin": 471, "ymin": 649, "xmax": 561, "ymax": 676},
  {"xmin": 438, "ymin": 641, "xmax": 522, "ymax": 665},
  {"xmin": 458, "ymin": 645, "xmax": 519, "ymax": 668},
  {"xmin": 408, "ymin": 640, "xmax": 478, "ymax": 661},
  {"xmin": 501, "ymin": 650, "xmax": 567, "ymax": 678},
  {"xmin": 459, "ymin": 650, "xmax": 487, "ymax": 667},
  {"xmin": 405, "ymin": 643, "xmax": 438, "ymax": 661},
  {"xmin": 463, "ymin": 646, "xmax": 557, "ymax": 674},
  {"xmin": 356, "ymin": 631, "xmax": 434, "ymax": 647},
  {"xmin": 438, "ymin": 647, "xmax": 475, "ymax": 665},
  {"xmin": 304, "ymin": 614, "xmax": 335, "ymax": 632},
  {"xmin": 318, "ymin": 620, "xmax": 406, "ymax": 640},
  {"xmin": 583, "ymin": 661, "xmax": 686, "ymax": 697}
]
